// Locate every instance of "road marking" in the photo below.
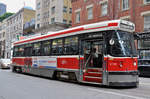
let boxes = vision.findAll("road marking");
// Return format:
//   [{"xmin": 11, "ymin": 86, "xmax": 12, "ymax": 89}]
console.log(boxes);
[{"xmin": 88, "ymin": 88, "xmax": 146, "ymax": 99}]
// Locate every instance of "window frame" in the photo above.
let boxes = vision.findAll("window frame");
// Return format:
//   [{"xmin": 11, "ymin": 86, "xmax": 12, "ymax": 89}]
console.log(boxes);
[
  {"xmin": 122, "ymin": 0, "xmax": 129, "ymax": 11},
  {"xmin": 63, "ymin": 19, "xmax": 67, "ymax": 24},
  {"xmin": 51, "ymin": 6, "xmax": 55, "ymax": 14},
  {"xmin": 51, "ymin": 17, "xmax": 55, "ymax": 23},
  {"xmin": 76, "ymin": 11, "xmax": 80, "ymax": 23},
  {"xmin": 32, "ymin": 42, "xmax": 42, "ymax": 56},
  {"xmin": 37, "ymin": 2, "xmax": 41, "ymax": 9},
  {"xmin": 87, "ymin": 7, "xmax": 93, "ymax": 20},
  {"xmin": 24, "ymin": 43, "xmax": 33, "ymax": 57},
  {"xmin": 144, "ymin": 15, "xmax": 150, "ymax": 31},
  {"xmin": 41, "ymin": 40, "xmax": 52, "ymax": 56},
  {"xmin": 63, "ymin": 6, "xmax": 67, "ymax": 13},
  {"xmin": 37, "ymin": 14, "xmax": 40, "ymax": 20},
  {"xmin": 51, "ymin": 38, "xmax": 63, "ymax": 55},
  {"xmin": 101, "ymin": 2, "xmax": 108, "ymax": 16},
  {"xmin": 64, "ymin": 36, "xmax": 79, "ymax": 55}
]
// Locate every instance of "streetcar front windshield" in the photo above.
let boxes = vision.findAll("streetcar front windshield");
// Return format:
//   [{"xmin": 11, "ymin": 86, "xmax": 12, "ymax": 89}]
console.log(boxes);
[{"xmin": 106, "ymin": 30, "xmax": 137, "ymax": 57}]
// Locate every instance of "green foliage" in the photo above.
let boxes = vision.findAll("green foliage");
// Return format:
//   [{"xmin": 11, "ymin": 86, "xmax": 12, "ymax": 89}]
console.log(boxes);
[{"xmin": 0, "ymin": 12, "xmax": 14, "ymax": 22}]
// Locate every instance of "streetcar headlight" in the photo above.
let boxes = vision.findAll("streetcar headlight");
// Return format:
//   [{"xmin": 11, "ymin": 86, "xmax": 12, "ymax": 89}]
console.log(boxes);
[
  {"xmin": 120, "ymin": 62, "xmax": 123, "ymax": 67},
  {"xmin": 134, "ymin": 62, "xmax": 137, "ymax": 66},
  {"xmin": 83, "ymin": 69, "xmax": 86, "ymax": 72}
]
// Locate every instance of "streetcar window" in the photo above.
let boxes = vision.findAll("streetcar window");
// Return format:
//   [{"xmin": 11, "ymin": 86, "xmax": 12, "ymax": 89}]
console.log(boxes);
[
  {"xmin": 52, "ymin": 39, "xmax": 63, "ymax": 55},
  {"xmin": 13, "ymin": 45, "xmax": 24, "ymax": 57},
  {"xmin": 105, "ymin": 30, "xmax": 137, "ymax": 57},
  {"xmin": 41, "ymin": 40, "xmax": 51, "ymax": 56},
  {"xmin": 18, "ymin": 45, "xmax": 24, "ymax": 56},
  {"xmin": 13, "ymin": 46, "xmax": 19, "ymax": 57},
  {"xmin": 64, "ymin": 36, "xmax": 79, "ymax": 55},
  {"xmin": 32, "ymin": 42, "xmax": 41, "ymax": 56},
  {"xmin": 24, "ymin": 43, "xmax": 33, "ymax": 56}
]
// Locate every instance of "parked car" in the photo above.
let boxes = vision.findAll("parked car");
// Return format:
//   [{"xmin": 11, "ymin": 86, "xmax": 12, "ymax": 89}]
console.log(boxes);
[{"xmin": 0, "ymin": 59, "xmax": 12, "ymax": 69}]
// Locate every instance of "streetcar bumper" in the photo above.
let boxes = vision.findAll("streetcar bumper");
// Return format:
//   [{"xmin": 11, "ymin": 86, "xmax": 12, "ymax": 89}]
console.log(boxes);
[{"xmin": 107, "ymin": 71, "xmax": 139, "ymax": 87}]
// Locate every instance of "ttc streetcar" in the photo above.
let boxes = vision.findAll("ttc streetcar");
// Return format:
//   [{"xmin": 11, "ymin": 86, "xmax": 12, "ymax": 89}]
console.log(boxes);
[{"xmin": 12, "ymin": 20, "xmax": 139, "ymax": 87}]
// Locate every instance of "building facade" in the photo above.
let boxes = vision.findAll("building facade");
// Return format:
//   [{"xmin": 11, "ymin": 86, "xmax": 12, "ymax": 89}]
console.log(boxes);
[
  {"xmin": 71, "ymin": 0, "xmax": 150, "ymax": 32},
  {"xmin": 0, "ymin": 20, "xmax": 6, "ymax": 58},
  {"xmin": 0, "ymin": 3, "xmax": 6, "ymax": 16},
  {"xmin": 4, "ymin": 8, "xmax": 35, "ymax": 58},
  {"xmin": 35, "ymin": 0, "xmax": 72, "ymax": 34}
]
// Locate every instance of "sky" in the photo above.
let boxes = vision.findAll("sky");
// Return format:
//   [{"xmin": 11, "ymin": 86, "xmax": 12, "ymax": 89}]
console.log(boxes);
[{"xmin": 0, "ymin": 0, "xmax": 36, "ymax": 13}]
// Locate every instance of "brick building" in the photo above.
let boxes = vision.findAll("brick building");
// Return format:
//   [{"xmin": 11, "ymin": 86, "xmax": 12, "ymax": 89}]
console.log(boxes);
[{"xmin": 71, "ymin": 0, "xmax": 150, "ymax": 32}]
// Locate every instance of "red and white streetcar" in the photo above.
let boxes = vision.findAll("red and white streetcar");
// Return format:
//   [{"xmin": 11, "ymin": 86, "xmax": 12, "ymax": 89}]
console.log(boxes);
[{"xmin": 12, "ymin": 20, "xmax": 139, "ymax": 87}]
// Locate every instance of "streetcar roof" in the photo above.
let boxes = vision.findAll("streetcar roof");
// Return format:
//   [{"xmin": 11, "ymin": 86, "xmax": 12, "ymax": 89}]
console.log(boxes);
[{"xmin": 14, "ymin": 20, "xmax": 135, "ymax": 46}]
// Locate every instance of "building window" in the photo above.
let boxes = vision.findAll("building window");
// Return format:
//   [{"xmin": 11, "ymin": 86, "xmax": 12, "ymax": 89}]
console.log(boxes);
[
  {"xmin": 144, "ymin": 15, "xmax": 150, "ymax": 31},
  {"xmin": 63, "ymin": 19, "xmax": 67, "ymax": 24},
  {"xmin": 122, "ymin": 0, "xmax": 129, "ymax": 10},
  {"xmin": 37, "ymin": 2, "xmax": 41, "ymax": 9},
  {"xmin": 37, "ymin": 14, "xmax": 40, "ymax": 20},
  {"xmin": 76, "ymin": 11, "xmax": 80, "ymax": 23},
  {"xmin": 51, "ymin": 18, "xmax": 55, "ymax": 23},
  {"xmin": 63, "ymin": 6, "xmax": 67, "ymax": 12},
  {"xmin": 3, "ymin": 32, "xmax": 5, "ymax": 37},
  {"xmin": 69, "ymin": 8, "xmax": 72, "ymax": 13},
  {"xmin": 144, "ymin": 0, "xmax": 150, "ymax": 4},
  {"xmin": 51, "ymin": 6, "xmax": 55, "ymax": 14},
  {"xmin": 69, "ymin": 21, "xmax": 72, "ymax": 24},
  {"xmin": 37, "ymin": 24, "xmax": 40, "ymax": 28},
  {"xmin": 44, "ymin": 0, "xmax": 49, "ymax": 7},
  {"xmin": 87, "ymin": 7, "xmax": 93, "ymax": 20},
  {"xmin": 101, "ymin": 2, "xmax": 108, "ymax": 16}
]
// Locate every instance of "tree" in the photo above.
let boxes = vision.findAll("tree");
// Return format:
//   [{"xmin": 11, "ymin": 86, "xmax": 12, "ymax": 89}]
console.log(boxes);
[{"xmin": 0, "ymin": 12, "xmax": 14, "ymax": 22}]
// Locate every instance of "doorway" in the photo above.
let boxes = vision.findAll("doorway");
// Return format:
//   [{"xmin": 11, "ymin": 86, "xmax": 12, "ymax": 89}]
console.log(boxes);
[{"xmin": 82, "ymin": 39, "xmax": 103, "ymax": 69}]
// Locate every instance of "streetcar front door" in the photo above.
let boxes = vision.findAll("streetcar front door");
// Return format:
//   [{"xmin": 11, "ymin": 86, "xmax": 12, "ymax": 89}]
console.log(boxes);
[
  {"xmin": 83, "ymin": 40, "xmax": 103, "ymax": 68},
  {"xmin": 80, "ymin": 39, "xmax": 103, "ymax": 83}
]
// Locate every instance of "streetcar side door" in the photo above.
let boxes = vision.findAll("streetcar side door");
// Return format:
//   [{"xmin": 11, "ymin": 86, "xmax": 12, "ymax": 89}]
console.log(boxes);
[
  {"xmin": 79, "ymin": 39, "xmax": 104, "ymax": 83},
  {"xmin": 81, "ymin": 40, "xmax": 103, "ymax": 68}
]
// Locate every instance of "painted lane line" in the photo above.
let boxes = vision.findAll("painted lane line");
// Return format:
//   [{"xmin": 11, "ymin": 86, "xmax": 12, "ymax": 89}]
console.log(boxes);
[{"xmin": 88, "ymin": 88, "xmax": 146, "ymax": 99}]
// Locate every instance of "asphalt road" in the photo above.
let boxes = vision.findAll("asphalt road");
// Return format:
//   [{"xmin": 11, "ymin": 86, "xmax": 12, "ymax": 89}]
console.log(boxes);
[{"xmin": 0, "ymin": 69, "xmax": 150, "ymax": 99}]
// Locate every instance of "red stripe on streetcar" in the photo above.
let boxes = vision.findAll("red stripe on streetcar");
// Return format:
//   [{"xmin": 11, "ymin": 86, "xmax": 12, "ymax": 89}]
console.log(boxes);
[
  {"xmin": 14, "ymin": 22, "xmax": 118, "ymax": 45},
  {"xmin": 14, "ymin": 27, "xmax": 84, "ymax": 45}
]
